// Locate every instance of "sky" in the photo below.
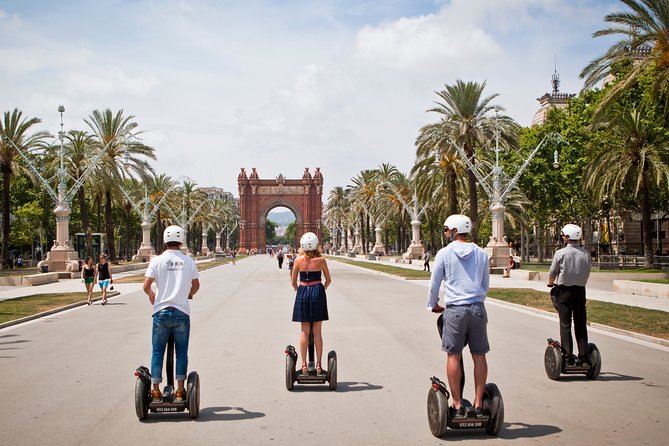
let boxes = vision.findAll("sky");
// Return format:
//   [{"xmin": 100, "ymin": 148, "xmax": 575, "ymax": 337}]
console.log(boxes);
[{"xmin": 1, "ymin": 0, "xmax": 620, "ymax": 200}]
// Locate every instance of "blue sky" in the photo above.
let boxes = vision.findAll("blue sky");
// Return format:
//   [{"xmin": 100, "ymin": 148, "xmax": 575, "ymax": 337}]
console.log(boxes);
[{"xmin": 1, "ymin": 0, "xmax": 620, "ymax": 197}]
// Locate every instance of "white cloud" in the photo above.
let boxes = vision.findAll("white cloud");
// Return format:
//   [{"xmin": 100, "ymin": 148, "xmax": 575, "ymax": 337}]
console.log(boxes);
[
  {"xmin": 355, "ymin": 12, "xmax": 501, "ymax": 73},
  {"xmin": 0, "ymin": 0, "xmax": 619, "ymax": 196}
]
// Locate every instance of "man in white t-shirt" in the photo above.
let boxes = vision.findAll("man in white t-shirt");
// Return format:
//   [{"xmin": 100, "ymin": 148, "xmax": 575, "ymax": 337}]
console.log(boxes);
[{"xmin": 143, "ymin": 225, "xmax": 200, "ymax": 402}]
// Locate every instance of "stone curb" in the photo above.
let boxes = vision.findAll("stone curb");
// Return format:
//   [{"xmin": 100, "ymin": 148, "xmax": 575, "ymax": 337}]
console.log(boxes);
[{"xmin": 0, "ymin": 291, "xmax": 121, "ymax": 331}]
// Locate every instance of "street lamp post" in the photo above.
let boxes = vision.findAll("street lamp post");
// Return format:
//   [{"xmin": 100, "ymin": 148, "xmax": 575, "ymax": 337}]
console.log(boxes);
[{"xmin": 447, "ymin": 126, "xmax": 565, "ymax": 268}]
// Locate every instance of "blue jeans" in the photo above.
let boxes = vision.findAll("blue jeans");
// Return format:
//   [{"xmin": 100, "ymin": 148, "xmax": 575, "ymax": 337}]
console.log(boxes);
[{"xmin": 151, "ymin": 307, "xmax": 190, "ymax": 384}]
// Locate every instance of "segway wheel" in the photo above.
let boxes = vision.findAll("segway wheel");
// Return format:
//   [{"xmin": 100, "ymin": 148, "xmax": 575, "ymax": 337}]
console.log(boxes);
[
  {"xmin": 134, "ymin": 377, "xmax": 149, "ymax": 420},
  {"xmin": 586, "ymin": 343, "xmax": 601, "ymax": 379},
  {"xmin": 544, "ymin": 344, "xmax": 562, "ymax": 380},
  {"xmin": 427, "ymin": 387, "xmax": 448, "ymax": 437},
  {"xmin": 187, "ymin": 371, "xmax": 200, "ymax": 418},
  {"xmin": 327, "ymin": 351, "xmax": 337, "ymax": 391},
  {"xmin": 484, "ymin": 383, "xmax": 504, "ymax": 435},
  {"xmin": 286, "ymin": 354, "xmax": 296, "ymax": 391}
]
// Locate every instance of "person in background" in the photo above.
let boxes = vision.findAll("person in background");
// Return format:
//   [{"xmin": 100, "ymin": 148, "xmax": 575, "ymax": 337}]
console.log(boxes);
[
  {"xmin": 81, "ymin": 256, "xmax": 96, "ymax": 305},
  {"xmin": 96, "ymin": 254, "xmax": 113, "ymax": 306},
  {"xmin": 503, "ymin": 255, "xmax": 516, "ymax": 278}
]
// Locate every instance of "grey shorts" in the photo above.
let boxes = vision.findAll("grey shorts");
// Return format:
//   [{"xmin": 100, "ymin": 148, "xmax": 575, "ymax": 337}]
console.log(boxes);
[{"xmin": 441, "ymin": 302, "xmax": 490, "ymax": 355}]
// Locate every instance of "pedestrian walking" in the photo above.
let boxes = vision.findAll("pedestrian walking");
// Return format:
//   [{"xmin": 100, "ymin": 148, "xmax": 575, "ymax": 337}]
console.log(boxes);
[
  {"xmin": 291, "ymin": 232, "xmax": 332, "ymax": 376},
  {"xmin": 96, "ymin": 254, "xmax": 113, "ymax": 306},
  {"xmin": 277, "ymin": 249, "xmax": 284, "ymax": 269},
  {"xmin": 423, "ymin": 250, "xmax": 431, "ymax": 272},
  {"xmin": 547, "ymin": 224, "xmax": 592, "ymax": 366},
  {"xmin": 143, "ymin": 225, "xmax": 200, "ymax": 402},
  {"xmin": 81, "ymin": 256, "xmax": 96, "ymax": 305},
  {"xmin": 426, "ymin": 214, "xmax": 490, "ymax": 418}
]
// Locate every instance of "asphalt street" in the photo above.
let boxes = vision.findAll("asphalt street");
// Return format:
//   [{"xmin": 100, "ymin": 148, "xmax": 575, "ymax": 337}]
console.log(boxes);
[{"xmin": 0, "ymin": 255, "xmax": 667, "ymax": 445}]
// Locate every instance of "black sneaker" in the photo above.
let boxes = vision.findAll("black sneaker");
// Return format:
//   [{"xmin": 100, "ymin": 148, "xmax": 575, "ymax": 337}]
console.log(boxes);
[
  {"xmin": 578, "ymin": 355, "xmax": 590, "ymax": 368},
  {"xmin": 474, "ymin": 407, "xmax": 486, "ymax": 418},
  {"xmin": 449, "ymin": 405, "xmax": 466, "ymax": 419}
]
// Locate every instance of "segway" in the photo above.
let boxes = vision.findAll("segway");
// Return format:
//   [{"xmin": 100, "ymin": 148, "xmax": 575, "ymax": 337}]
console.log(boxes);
[
  {"xmin": 544, "ymin": 338, "xmax": 601, "ymax": 380},
  {"xmin": 427, "ymin": 312, "xmax": 504, "ymax": 437},
  {"xmin": 134, "ymin": 335, "xmax": 201, "ymax": 420},
  {"xmin": 285, "ymin": 322, "xmax": 337, "ymax": 390},
  {"xmin": 544, "ymin": 286, "xmax": 602, "ymax": 380}
]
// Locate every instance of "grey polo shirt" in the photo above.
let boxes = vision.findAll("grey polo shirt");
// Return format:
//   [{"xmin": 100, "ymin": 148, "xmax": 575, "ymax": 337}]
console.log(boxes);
[{"xmin": 549, "ymin": 244, "xmax": 591, "ymax": 287}]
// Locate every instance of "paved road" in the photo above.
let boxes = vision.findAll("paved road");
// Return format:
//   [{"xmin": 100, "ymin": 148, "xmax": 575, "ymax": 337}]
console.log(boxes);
[{"xmin": 1, "ymin": 255, "xmax": 668, "ymax": 445}]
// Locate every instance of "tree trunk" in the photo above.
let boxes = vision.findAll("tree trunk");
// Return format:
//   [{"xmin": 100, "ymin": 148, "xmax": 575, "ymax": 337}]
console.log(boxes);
[
  {"xmin": 125, "ymin": 202, "xmax": 132, "ymax": 260},
  {"xmin": 1, "ymin": 163, "xmax": 12, "ymax": 268},
  {"xmin": 639, "ymin": 171, "xmax": 654, "ymax": 268},
  {"xmin": 105, "ymin": 190, "xmax": 116, "ymax": 262},
  {"xmin": 96, "ymin": 195, "xmax": 102, "ymax": 233},
  {"xmin": 448, "ymin": 169, "xmax": 458, "ymax": 215}
]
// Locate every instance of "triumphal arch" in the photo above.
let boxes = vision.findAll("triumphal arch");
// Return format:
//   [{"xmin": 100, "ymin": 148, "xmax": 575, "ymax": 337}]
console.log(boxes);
[{"xmin": 237, "ymin": 167, "xmax": 323, "ymax": 253}]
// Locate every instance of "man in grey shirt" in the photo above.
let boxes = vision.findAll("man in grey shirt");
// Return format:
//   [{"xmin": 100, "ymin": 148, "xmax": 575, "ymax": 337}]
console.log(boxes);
[{"xmin": 547, "ymin": 224, "xmax": 592, "ymax": 366}]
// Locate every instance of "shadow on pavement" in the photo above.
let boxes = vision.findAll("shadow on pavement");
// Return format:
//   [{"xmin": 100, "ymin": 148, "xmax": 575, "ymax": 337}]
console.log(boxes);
[
  {"xmin": 289, "ymin": 381, "xmax": 383, "ymax": 393},
  {"xmin": 139, "ymin": 406, "xmax": 265, "ymax": 423},
  {"xmin": 498, "ymin": 422, "xmax": 562, "ymax": 439},
  {"xmin": 433, "ymin": 422, "xmax": 561, "ymax": 441},
  {"xmin": 334, "ymin": 381, "xmax": 384, "ymax": 392},
  {"xmin": 555, "ymin": 372, "xmax": 643, "ymax": 382},
  {"xmin": 197, "ymin": 406, "xmax": 266, "ymax": 422}
]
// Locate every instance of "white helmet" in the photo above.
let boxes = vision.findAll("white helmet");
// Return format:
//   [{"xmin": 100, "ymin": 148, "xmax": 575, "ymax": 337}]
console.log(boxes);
[
  {"xmin": 443, "ymin": 214, "xmax": 472, "ymax": 234},
  {"xmin": 561, "ymin": 224, "xmax": 582, "ymax": 241},
  {"xmin": 164, "ymin": 225, "xmax": 185, "ymax": 244},
  {"xmin": 300, "ymin": 232, "xmax": 319, "ymax": 251}
]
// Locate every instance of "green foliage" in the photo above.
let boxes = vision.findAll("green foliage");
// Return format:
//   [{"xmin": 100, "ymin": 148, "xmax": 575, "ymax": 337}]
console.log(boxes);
[
  {"xmin": 284, "ymin": 221, "xmax": 296, "ymax": 245},
  {"xmin": 266, "ymin": 218, "xmax": 278, "ymax": 244}
]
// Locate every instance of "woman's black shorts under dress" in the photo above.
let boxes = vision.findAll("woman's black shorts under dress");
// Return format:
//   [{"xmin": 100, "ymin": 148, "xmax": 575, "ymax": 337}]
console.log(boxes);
[{"xmin": 292, "ymin": 270, "xmax": 329, "ymax": 322}]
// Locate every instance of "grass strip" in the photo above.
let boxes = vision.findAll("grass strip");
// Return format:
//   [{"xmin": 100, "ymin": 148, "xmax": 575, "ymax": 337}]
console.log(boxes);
[
  {"xmin": 112, "ymin": 258, "xmax": 234, "ymax": 284},
  {"xmin": 335, "ymin": 257, "xmax": 668, "ymax": 339},
  {"xmin": 0, "ymin": 292, "xmax": 93, "ymax": 324},
  {"xmin": 331, "ymin": 257, "xmax": 431, "ymax": 279},
  {"xmin": 488, "ymin": 288, "xmax": 669, "ymax": 340}
]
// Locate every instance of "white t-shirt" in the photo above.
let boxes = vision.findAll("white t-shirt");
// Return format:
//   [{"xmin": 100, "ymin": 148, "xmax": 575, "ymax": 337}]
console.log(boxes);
[{"xmin": 145, "ymin": 249, "xmax": 199, "ymax": 315}]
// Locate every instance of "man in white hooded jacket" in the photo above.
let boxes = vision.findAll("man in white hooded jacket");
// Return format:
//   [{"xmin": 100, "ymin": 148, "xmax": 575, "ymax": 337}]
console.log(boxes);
[{"xmin": 426, "ymin": 214, "xmax": 490, "ymax": 419}]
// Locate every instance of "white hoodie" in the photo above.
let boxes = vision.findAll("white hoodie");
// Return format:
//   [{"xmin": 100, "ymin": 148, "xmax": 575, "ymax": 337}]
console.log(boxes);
[{"xmin": 426, "ymin": 241, "xmax": 490, "ymax": 309}]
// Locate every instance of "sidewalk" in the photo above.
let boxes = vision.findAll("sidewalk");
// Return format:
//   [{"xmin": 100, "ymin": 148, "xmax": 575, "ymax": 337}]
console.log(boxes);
[
  {"xmin": 2, "ymin": 255, "xmax": 668, "ymax": 313},
  {"xmin": 335, "ymin": 254, "xmax": 669, "ymax": 313}
]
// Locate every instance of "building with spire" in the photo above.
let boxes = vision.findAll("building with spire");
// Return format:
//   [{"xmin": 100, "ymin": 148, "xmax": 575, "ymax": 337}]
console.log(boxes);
[{"xmin": 531, "ymin": 70, "xmax": 575, "ymax": 127}]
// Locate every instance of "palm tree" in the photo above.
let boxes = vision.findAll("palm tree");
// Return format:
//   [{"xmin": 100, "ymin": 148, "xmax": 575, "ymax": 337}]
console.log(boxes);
[
  {"xmin": 325, "ymin": 186, "xmax": 350, "ymax": 250},
  {"xmin": 584, "ymin": 102, "xmax": 669, "ymax": 267},
  {"xmin": 85, "ymin": 109, "xmax": 156, "ymax": 262},
  {"xmin": 580, "ymin": 0, "xmax": 669, "ymax": 108},
  {"xmin": 348, "ymin": 170, "xmax": 379, "ymax": 252},
  {"xmin": 149, "ymin": 173, "xmax": 175, "ymax": 253},
  {"xmin": 414, "ymin": 122, "xmax": 468, "ymax": 216},
  {"xmin": 428, "ymin": 80, "xmax": 514, "ymax": 243},
  {"xmin": 0, "ymin": 108, "xmax": 51, "ymax": 268}
]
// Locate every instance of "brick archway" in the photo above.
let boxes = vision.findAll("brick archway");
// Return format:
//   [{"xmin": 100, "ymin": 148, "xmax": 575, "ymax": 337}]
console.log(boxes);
[{"xmin": 237, "ymin": 167, "xmax": 323, "ymax": 253}]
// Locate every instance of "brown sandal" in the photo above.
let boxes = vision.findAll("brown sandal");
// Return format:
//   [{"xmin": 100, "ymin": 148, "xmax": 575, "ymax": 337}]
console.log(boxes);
[
  {"xmin": 316, "ymin": 364, "xmax": 323, "ymax": 375},
  {"xmin": 301, "ymin": 365, "xmax": 309, "ymax": 376}
]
